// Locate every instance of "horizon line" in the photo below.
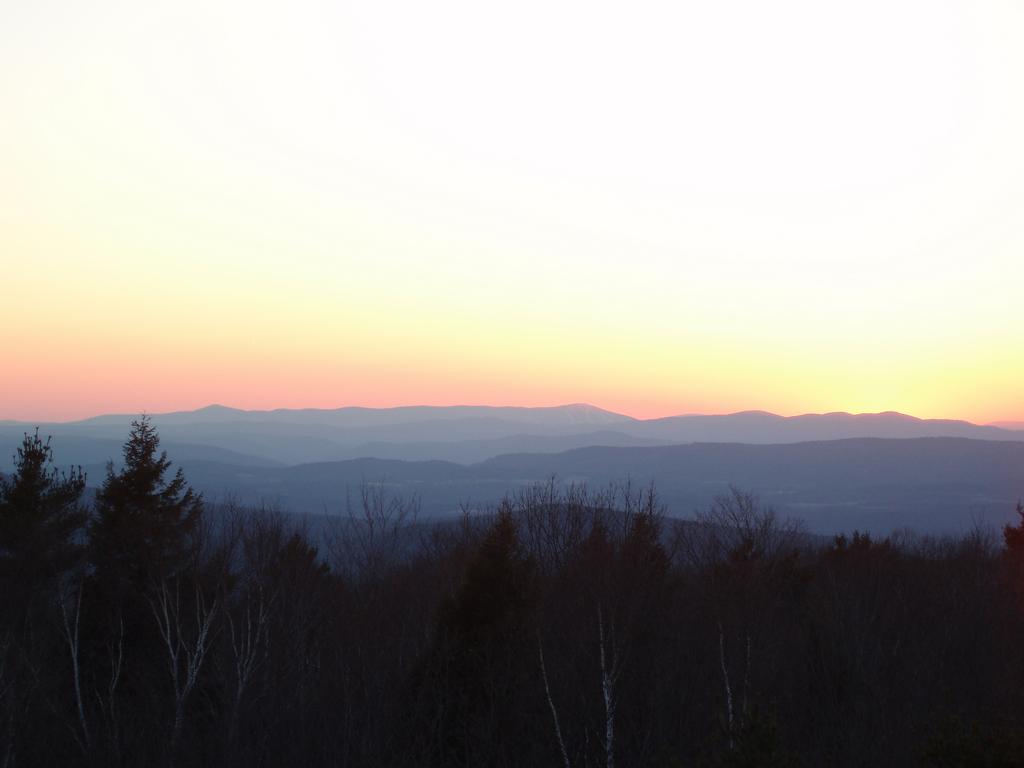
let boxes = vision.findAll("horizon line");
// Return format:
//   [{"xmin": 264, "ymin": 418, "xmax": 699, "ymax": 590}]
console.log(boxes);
[{"xmin": 2, "ymin": 402, "xmax": 1021, "ymax": 429}]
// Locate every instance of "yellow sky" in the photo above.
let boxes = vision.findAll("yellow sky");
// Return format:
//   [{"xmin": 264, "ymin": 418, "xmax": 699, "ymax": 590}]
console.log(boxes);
[{"xmin": 2, "ymin": 0, "xmax": 1022, "ymax": 422}]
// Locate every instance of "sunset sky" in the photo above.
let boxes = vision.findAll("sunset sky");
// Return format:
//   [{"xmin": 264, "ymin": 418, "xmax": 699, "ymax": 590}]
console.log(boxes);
[{"xmin": 2, "ymin": 0, "xmax": 1022, "ymax": 423}]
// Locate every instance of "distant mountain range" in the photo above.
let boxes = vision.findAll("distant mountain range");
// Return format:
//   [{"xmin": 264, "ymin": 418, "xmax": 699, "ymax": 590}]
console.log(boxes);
[
  {"xmin": 2, "ymin": 404, "xmax": 1021, "ymax": 468},
  {"xmin": 109, "ymin": 438, "xmax": 1024, "ymax": 536},
  {"xmin": 3, "ymin": 406, "xmax": 1020, "ymax": 535}
]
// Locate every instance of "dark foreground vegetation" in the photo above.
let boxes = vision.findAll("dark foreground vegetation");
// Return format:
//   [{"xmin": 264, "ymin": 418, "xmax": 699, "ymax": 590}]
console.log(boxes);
[{"xmin": 2, "ymin": 418, "xmax": 1023, "ymax": 766}]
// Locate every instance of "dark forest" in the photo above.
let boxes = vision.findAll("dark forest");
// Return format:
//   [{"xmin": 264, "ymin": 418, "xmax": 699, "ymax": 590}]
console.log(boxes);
[{"xmin": 2, "ymin": 418, "xmax": 1023, "ymax": 766}]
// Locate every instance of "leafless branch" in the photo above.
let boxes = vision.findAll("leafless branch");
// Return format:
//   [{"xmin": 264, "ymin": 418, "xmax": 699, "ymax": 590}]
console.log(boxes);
[
  {"xmin": 57, "ymin": 578, "xmax": 89, "ymax": 752},
  {"xmin": 537, "ymin": 632, "xmax": 571, "ymax": 768}
]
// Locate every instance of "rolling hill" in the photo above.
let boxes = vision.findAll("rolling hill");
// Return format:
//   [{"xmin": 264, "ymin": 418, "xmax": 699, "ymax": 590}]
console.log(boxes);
[
  {"xmin": 140, "ymin": 437, "xmax": 1024, "ymax": 535},
  {"xmin": 4, "ymin": 405, "xmax": 1021, "ymax": 468}
]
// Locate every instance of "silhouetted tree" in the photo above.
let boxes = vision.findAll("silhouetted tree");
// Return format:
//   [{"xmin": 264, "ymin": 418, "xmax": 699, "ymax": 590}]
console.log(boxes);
[
  {"xmin": 1004, "ymin": 501, "xmax": 1024, "ymax": 559},
  {"xmin": 0, "ymin": 430, "xmax": 87, "ymax": 765},
  {"xmin": 75, "ymin": 418, "xmax": 206, "ymax": 765},
  {"xmin": 1001, "ymin": 501, "xmax": 1024, "ymax": 606},
  {"xmin": 444, "ymin": 508, "xmax": 535, "ymax": 652},
  {"xmin": 2, "ymin": 437, "xmax": 1023, "ymax": 768},
  {"xmin": 411, "ymin": 507, "xmax": 538, "ymax": 765},
  {"xmin": 0, "ymin": 429, "xmax": 86, "ymax": 589},
  {"xmin": 89, "ymin": 416, "xmax": 202, "ymax": 590}
]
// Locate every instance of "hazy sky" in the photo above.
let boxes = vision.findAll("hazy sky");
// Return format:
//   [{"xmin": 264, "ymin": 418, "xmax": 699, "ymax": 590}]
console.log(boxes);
[{"xmin": 2, "ymin": 0, "xmax": 1022, "ymax": 422}]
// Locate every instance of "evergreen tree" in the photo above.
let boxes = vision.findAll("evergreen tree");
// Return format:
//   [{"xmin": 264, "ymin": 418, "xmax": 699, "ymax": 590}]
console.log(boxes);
[
  {"xmin": 443, "ymin": 509, "xmax": 535, "ymax": 652},
  {"xmin": 1004, "ymin": 501, "xmax": 1024, "ymax": 558},
  {"xmin": 1002, "ymin": 501, "xmax": 1024, "ymax": 601},
  {"xmin": 0, "ymin": 431, "xmax": 87, "ymax": 765},
  {"xmin": 0, "ymin": 429, "xmax": 86, "ymax": 589},
  {"xmin": 89, "ymin": 416, "xmax": 203, "ymax": 590},
  {"xmin": 410, "ymin": 508, "xmax": 538, "ymax": 765}
]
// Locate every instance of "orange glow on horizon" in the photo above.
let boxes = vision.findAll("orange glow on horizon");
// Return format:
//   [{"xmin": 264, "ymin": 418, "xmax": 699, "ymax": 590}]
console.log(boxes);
[{"xmin": 2, "ymin": 0, "xmax": 1023, "ymax": 426}]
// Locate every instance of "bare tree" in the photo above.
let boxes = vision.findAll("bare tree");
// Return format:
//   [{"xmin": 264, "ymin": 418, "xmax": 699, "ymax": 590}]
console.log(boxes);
[
  {"xmin": 147, "ymin": 577, "xmax": 219, "ymax": 757},
  {"xmin": 597, "ymin": 604, "xmax": 621, "ymax": 768},
  {"xmin": 94, "ymin": 613, "xmax": 125, "ymax": 761},
  {"xmin": 518, "ymin": 478, "xmax": 598, "ymax": 575},
  {"xmin": 226, "ymin": 582, "xmax": 275, "ymax": 734},
  {"xmin": 329, "ymin": 480, "xmax": 419, "ymax": 579},
  {"xmin": 56, "ymin": 577, "xmax": 89, "ymax": 753},
  {"xmin": 538, "ymin": 631, "xmax": 572, "ymax": 768},
  {"xmin": 0, "ymin": 631, "xmax": 13, "ymax": 768}
]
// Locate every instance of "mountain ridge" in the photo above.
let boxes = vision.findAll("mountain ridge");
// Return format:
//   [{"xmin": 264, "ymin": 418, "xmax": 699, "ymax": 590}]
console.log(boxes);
[
  {"xmin": 6, "ymin": 403, "xmax": 1021, "ymax": 431},
  {"xmin": 4, "ymin": 405, "xmax": 1022, "ymax": 469},
  {"xmin": 150, "ymin": 437, "xmax": 1024, "ymax": 535}
]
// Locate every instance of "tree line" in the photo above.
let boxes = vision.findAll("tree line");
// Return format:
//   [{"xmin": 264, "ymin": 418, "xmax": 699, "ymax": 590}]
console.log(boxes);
[{"xmin": 1, "ymin": 417, "xmax": 1023, "ymax": 766}]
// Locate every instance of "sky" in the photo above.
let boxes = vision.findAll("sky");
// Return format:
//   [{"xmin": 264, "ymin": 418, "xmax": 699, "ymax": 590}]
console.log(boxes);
[{"xmin": 2, "ymin": 0, "xmax": 1023, "ymax": 423}]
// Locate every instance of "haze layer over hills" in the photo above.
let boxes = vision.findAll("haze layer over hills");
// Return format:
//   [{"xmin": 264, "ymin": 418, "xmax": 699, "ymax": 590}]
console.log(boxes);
[
  {"xmin": 3, "ymin": 404, "xmax": 1022, "ymax": 467},
  {"xmin": 2, "ymin": 404, "xmax": 1021, "ymax": 535}
]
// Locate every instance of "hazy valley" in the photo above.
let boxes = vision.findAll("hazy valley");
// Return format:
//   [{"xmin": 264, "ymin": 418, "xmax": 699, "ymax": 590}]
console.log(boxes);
[{"xmin": 5, "ymin": 404, "xmax": 1022, "ymax": 534}]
